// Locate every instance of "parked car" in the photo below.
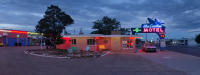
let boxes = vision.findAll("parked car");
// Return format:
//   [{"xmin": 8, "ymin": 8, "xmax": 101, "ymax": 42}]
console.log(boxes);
[{"xmin": 142, "ymin": 43, "xmax": 157, "ymax": 52}]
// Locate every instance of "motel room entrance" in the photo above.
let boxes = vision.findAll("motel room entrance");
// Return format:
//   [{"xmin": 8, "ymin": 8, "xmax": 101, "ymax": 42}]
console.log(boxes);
[{"xmin": 111, "ymin": 36, "xmax": 136, "ymax": 52}]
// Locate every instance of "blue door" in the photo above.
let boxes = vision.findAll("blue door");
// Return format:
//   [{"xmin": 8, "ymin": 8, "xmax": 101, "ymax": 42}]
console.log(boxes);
[
  {"xmin": 8, "ymin": 38, "xmax": 17, "ymax": 46},
  {"xmin": 3, "ymin": 36, "xmax": 7, "ymax": 45},
  {"xmin": 19, "ymin": 38, "xmax": 26, "ymax": 46},
  {"xmin": 27, "ymin": 38, "xmax": 30, "ymax": 46}
]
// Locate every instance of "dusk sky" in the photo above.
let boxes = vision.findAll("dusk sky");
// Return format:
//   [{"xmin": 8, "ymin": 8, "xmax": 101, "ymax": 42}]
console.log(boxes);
[{"xmin": 0, "ymin": 0, "xmax": 200, "ymax": 39}]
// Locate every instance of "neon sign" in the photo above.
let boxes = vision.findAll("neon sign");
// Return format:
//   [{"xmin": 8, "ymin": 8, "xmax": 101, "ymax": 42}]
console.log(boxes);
[
  {"xmin": 132, "ymin": 28, "xmax": 165, "ymax": 33},
  {"xmin": 143, "ymin": 28, "xmax": 164, "ymax": 33},
  {"xmin": 142, "ymin": 24, "xmax": 163, "ymax": 28},
  {"xmin": 133, "ymin": 28, "xmax": 141, "ymax": 33},
  {"xmin": 11, "ymin": 30, "xmax": 28, "ymax": 34},
  {"xmin": 131, "ymin": 18, "xmax": 166, "ymax": 39}
]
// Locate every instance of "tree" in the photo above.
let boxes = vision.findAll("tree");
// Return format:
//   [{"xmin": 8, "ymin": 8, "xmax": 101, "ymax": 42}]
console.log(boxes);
[
  {"xmin": 195, "ymin": 34, "xmax": 200, "ymax": 46},
  {"xmin": 91, "ymin": 16, "xmax": 120, "ymax": 35},
  {"xmin": 64, "ymin": 29, "xmax": 70, "ymax": 35},
  {"xmin": 120, "ymin": 28, "xmax": 130, "ymax": 35},
  {"xmin": 35, "ymin": 5, "xmax": 74, "ymax": 48}
]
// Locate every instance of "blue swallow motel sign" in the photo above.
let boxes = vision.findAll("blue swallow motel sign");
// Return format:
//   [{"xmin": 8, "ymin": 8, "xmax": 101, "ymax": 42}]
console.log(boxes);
[{"xmin": 131, "ymin": 18, "xmax": 166, "ymax": 39}]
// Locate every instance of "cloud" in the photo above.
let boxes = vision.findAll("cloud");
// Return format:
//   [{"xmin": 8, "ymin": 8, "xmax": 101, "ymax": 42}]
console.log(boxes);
[
  {"xmin": 30, "ymin": 13, "xmax": 44, "ymax": 17},
  {"xmin": 100, "ymin": 7, "xmax": 118, "ymax": 14},
  {"xmin": 2, "ymin": 10, "xmax": 44, "ymax": 17},
  {"xmin": 0, "ymin": 23, "xmax": 35, "ymax": 31},
  {"xmin": 0, "ymin": 0, "xmax": 199, "ymax": 38}
]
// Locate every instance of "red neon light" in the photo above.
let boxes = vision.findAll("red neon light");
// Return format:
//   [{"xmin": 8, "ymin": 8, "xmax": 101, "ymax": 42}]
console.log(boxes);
[
  {"xmin": 11, "ymin": 30, "xmax": 28, "ymax": 34},
  {"xmin": 143, "ymin": 28, "xmax": 164, "ymax": 33},
  {"xmin": 161, "ymin": 34, "xmax": 165, "ymax": 38},
  {"xmin": 156, "ymin": 28, "xmax": 159, "ymax": 32},
  {"xmin": 135, "ymin": 37, "xmax": 140, "ymax": 38},
  {"xmin": 62, "ymin": 37, "xmax": 70, "ymax": 44},
  {"xmin": 95, "ymin": 37, "xmax": 99, "ymax": 39},
  {"xmin": 160, "ymin": 28, "xmax": 164, "ymax": 33},
  {"xmin": 149, "ymin": 28, "xmax": 153, "ymax": 32},
  {"xmin": 129, "ymin": 37, "xmax": 135, "ymax": 39},
  {"xmin": 143, "ymin": 28, "xmax": 148, "ymax": 32},
  {"xmin": 62, "ymin": 37, "xmax": 70, "ymax": 40}
]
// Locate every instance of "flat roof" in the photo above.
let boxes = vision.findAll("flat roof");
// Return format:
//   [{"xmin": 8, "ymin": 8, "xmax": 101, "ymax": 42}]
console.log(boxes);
[{"xmin": 63, "ymin": 34, "xmax": 142, "ymax": 37}]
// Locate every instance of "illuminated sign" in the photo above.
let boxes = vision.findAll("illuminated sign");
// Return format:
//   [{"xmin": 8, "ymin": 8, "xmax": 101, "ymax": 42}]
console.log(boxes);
[
  {"xmin": 131, "ymin": 18, "xmax": 166, "ymax": 39},
  {"xmin": 11, "ymin": 30, "xmax": 28, "ymax": 34},
  {"xmin": 141, "ymin": 18, "xmax": 165, "ymax": 33},
  {"xmin": 132, "ymin": 28, "xmax": 142, "ymax": 33},
  {"xmin": 132, "ymin": 28, "xmax": 165, "ymax": 33},
  {"xmin": 133, "ymin": 28, "xmax": 141, "ymax": 33},
  {"xmin": 142, "ymin": 24, "xmax": 163, "ymax": 28},
  {"xmin": 158, "ymin": 33, "xmax": 165, "ymax": 39},
  {"xmin": 160, "ymin": 34, "xmax": 165, "ymax": 38},
  {"xmin": 17, "ymin": 35, "xmax": 20, "ymax": 38},
  {"xmin": 143, "ymin": 28, "xmax": 164, "ymax": 33}
]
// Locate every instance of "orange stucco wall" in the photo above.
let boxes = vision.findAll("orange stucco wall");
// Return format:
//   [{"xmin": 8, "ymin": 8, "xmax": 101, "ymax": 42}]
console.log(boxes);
[
  {"xmin": 56, "ymin": 36, "xmax": 137, "ymax": 51},
  {"xmin": 70, "ymin": 37, "xmax": 98, "ymax": 51},
  {"xmin": 111, "ymin": 37, "xmax": 121, "ymax": 51},
  {"xmin": 56, "ymin": 37, "xmax": 70, "ymax": 50}
]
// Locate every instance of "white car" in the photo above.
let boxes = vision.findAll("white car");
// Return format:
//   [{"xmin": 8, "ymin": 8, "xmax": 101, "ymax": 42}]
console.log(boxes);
[{"xmin": 142, "ymin": 44, "xmax": 157, "ymax": 52}]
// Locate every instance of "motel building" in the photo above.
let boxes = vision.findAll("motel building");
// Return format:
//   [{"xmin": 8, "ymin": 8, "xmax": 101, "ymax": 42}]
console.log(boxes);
[
  {"xmin": 56, "ymin": 18, "xmax": 166, "ymax": 52},
  {"xmin": 56, "ymin": 34, "xmax": 142, "ymax": 52},
  {"xmin": 0, "ymin": 29, "xmax": 43, "ymax": 46}
]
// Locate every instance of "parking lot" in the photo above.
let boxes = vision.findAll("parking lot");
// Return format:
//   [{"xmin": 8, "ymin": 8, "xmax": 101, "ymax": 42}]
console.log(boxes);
[
  {"xmin": 0, "ymin": 46, "xmax": 189, "ymax": 75},
  {"xmin": 167, "ymin": 46, "xmax": 200, "ymax": 57}
]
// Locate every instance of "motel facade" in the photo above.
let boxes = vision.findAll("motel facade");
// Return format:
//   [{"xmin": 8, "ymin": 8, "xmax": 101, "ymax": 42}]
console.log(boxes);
[{"xmin": 56, "ymin": 34, "xmax": 141, "ymax": 52}]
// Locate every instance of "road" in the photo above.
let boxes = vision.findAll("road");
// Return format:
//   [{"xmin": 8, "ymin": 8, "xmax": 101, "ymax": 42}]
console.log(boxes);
[
  {"xmin": 167, "ymin": 46, "xmax": 200, "ymax": 57},
  {"xmin": 0, "ymin": 46, "xmax": 188, "ymax": 75},
  {"xmin": 136, "ymin": 51, "xmax": 200, "ymax": 75}
]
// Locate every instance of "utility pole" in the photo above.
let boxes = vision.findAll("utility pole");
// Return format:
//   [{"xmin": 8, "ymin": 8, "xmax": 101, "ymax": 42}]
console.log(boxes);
[
  {"xmin": 79, "ymin": 28, "xmax": 84, "ymax": 35},
  {"xmin": 145, "ymin": 19, "xmax": 148, "ymax": 43},
  {"xmin": 146, "ymin": 33, "xmax": 148, "ymax": 43}
]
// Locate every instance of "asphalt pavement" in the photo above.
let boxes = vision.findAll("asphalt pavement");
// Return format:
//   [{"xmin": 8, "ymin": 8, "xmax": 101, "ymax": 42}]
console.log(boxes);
[
  {"xmin": 167, "ymin": 46, "xmax": 200, "ymax": 57},
  {"xmin": 0, "ymin": 46, "xmax": 188, "ymax": 75},
  {"xmin": 136, "ymin": 50, "xmax": 200, "ymax": 75}
]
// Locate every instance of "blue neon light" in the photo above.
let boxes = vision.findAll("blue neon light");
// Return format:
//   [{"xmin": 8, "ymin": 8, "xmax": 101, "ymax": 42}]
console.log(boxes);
[{"xmin": 141, "ymin": 18, "xmax": 165, "ymax": 28}]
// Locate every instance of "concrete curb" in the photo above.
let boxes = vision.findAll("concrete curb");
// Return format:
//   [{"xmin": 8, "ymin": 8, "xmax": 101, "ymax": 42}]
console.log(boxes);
[
  {"xmin": 24, "ymin": 50, "xmax": 111, "ymax": 59},
  {"xmin": 101, "ymin": 51, "xmax": 111, "ymax": 57},
  {"xmin": 24, "ymin": 50, "xmax": 70, "ymax": 59}
]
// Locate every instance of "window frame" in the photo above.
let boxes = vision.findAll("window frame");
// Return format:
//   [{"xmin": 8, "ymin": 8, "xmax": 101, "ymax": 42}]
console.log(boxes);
[
  {"xmin": 87, "ymin": 39, "xmax": 95, "ymax": 45},
  {"xmin": 71, "ymin": 39, "xmax": 76, "ymax": 45}
]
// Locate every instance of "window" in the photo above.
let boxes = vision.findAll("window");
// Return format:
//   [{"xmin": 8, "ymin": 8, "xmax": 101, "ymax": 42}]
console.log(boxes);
[
  {"xmin": 104, "ymin": 40, "xmax": 108, "ymax": 43},
  {"xmin": 87, "ymin": 39, "xmax": 95, "ymax": 45},
  {"xmin": 122, "ymin": 40, "xmax": 134, "ymax": 48},
  {"xmin": 71, "ymin": 39, "xmax": 76, "ymax": 45}
]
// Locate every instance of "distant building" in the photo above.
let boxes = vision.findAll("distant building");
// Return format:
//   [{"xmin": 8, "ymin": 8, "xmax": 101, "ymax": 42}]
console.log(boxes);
[
  {"xmin": 111, "ymin": 31, "xmax": 121, "ymax": 35},
  {"xmin": 0, "ymin": 29, "xmax": 43, "ymax": 46},
  {"xmin": 166, "ymin": 38, "xmax": 188, "ymax": 46}
]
